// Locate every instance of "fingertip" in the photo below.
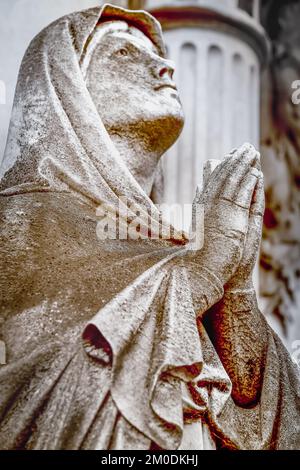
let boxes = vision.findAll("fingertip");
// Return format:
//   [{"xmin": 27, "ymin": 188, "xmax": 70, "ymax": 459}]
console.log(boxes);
[
  {"xmin": 243, "ymin": 142, "xmax": 254, "ymax": 150},
  {"xmin": 233, "ymin": 143, "xmax": 258, "ymax": 165},
  {"xmin": 252, "ymin": 173, "xmax": 265, "ymax": 207},
  {"xmin": 250, "ymin": 167, "xmax": 261, "ymax": 178},
  {"xmin": 227, "ymin": 147, "xmax": 238, "ymax": 157},
  {"xmin": 256, "ymin": 171, "xmax": 264, "ymax": 186},
  {"xmin": 241, "ymin": 142, "xmax": 257, "ymax": 155}
]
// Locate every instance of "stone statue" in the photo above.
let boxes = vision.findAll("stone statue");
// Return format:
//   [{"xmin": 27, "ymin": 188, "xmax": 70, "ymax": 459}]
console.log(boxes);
[{"xmin": 0, "ymin": 3, "xmax": 299, "ymax": 450}]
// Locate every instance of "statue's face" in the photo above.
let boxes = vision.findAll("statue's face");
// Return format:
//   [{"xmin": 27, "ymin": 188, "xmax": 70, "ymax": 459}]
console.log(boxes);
[{"xmin": 86, "ymin": 26, "xmax": 184, "ymax": 140}]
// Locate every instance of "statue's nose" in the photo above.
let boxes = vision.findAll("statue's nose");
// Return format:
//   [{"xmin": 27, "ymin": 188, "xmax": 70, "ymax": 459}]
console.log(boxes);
[{"xmin": 158, "ymin": 59, "xmax": 175, "ymax": 80}]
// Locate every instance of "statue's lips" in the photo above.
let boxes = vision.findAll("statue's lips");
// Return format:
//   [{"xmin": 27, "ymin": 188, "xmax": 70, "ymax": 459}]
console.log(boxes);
[{"xmin": 154, "ymin": 84, "xmax": 178, "ymax": 92}]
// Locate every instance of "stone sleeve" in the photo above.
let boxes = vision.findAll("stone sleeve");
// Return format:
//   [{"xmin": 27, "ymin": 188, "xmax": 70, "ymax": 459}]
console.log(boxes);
[{"xmin": 205, "ymin": 288, "xmax": 268, "ymax": 407}]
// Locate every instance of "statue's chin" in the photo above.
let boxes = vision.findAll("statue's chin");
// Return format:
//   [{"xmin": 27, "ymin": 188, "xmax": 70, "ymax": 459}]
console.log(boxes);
[
  {"xmin": 129, "ymin": 111, "xmax": 184, "ymax": 151},
  {"xmin": 102, "ymin": 98, "xmax": 184, "ymax": 150},
  {"xmin": 165, "ymin": 112, "xmax": 185, "ymax": 139},
  {"xmin": 157, "ymin": 104, "xmax": 185, "ymax": 139}
]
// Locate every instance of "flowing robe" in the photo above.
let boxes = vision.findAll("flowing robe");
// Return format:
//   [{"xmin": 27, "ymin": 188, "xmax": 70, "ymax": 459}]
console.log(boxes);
[{"xmin": 0, "ymin": 3, "xmax": 299, "ymax": 450}]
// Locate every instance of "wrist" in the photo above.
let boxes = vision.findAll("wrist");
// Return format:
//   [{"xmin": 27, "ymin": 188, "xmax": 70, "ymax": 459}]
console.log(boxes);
[
  {"xmin": 221, "ymin": 285, "xmax": 258, "ymax": 314},
  {"xmin": 225, "ymin": 275, "xmax": 254, "ymax": 292},
  {"xmin": 184, "ymin": 259, "xmax": 224, "ymax": 316}
]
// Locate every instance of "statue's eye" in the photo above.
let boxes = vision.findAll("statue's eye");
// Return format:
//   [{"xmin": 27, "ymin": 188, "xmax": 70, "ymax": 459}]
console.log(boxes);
[{"xmin": 116, "ymin": 48, "xmax": 129, "ymax": 57}]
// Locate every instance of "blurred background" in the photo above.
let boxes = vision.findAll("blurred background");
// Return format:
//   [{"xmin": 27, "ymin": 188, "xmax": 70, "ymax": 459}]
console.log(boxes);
[{"xmin": 0, "ymin": 0, "xmax": 300, "ymax": 355}]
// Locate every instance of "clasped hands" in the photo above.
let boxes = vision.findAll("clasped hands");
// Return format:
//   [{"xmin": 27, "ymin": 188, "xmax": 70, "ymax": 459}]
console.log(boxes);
[{"xmin": 185, "ymin": 143, "xmax": 264, "ymax": 313}]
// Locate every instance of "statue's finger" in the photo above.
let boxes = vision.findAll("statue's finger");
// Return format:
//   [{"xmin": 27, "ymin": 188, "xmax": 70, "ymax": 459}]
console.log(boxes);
[
  {"xmin": 234, "ymin": 167, "xmax": 260, "ymax": 209},
  {"xmin": 226, "ymin": 143, "xmax": 259, "ymax": 167},
  {"xmin": 200, "ymin": 145, "xmax": 260, "ymax": 207},
  {"xmin": 245, "ymin": 180, "xmax": 265, "ymax": 251},
  {"xmin": 215, "ymin": 154, "xmax": 259, "ymax": 201},
  {"xmin": 250, "ymin": 174, "xmax": 265, "ymax": 216},
  {"xmin": 209, "ymin": 146, "xmax": 260, "ymax": 198}
]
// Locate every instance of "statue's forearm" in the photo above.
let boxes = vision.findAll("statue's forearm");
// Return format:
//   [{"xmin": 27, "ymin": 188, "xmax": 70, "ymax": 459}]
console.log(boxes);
[{"xmin": 206, "ymin": 289, "xmax": 268, "ymax": 407}]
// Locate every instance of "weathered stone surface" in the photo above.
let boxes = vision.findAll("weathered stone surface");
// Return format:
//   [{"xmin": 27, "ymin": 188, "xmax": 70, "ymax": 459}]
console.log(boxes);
[
  {"xmin": 0, "ymin": 3, "xmax": 299, "ymax": 450},
  {"xmin": 260, "ymin": 2, "xmax": 300, "ymax": 348}
]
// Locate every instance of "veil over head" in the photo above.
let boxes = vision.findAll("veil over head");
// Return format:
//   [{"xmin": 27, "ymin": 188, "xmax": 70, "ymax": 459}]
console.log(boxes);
[{"xmin": 0, "ymin": 2, "xmax": 180, "ymax": 239}]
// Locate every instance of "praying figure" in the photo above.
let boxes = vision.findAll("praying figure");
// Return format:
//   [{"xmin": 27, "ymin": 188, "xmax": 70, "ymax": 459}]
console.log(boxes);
[{"xmin": 0, "ymin": 3, "xmax": 299, "ymax": 450}]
